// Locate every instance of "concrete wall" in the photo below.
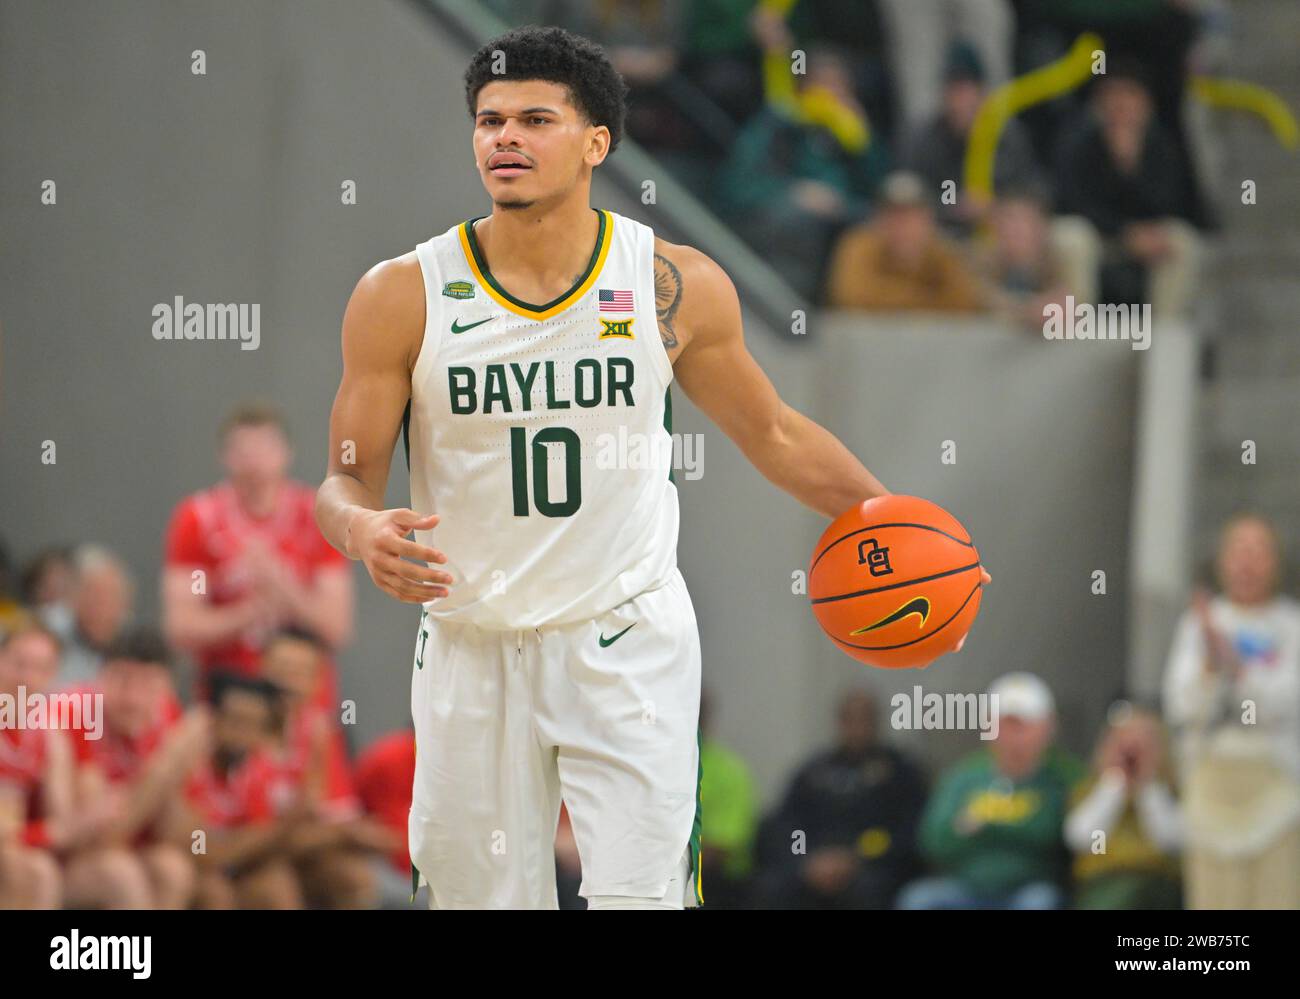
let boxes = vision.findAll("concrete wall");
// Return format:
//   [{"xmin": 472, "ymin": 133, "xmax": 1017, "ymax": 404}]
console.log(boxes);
[
  {"xmin": 682, "ymin": 317, "xmax": 1138, "ymax": 792},
  {"xmin": 2, "ymin": 0, "xmax": 1138, "ymax": 802}
]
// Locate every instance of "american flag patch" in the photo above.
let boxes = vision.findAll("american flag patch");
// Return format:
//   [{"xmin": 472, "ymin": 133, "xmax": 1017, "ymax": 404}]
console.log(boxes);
[{"xmin": 598, "ymin": 288, "xmax": 634, "ymax": 313}]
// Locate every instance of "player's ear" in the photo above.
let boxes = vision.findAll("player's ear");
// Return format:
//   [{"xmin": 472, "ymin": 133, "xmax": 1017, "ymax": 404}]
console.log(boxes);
[{"xmin": 585, "ymin": 124, "xmax": 610, "ymax": 167}]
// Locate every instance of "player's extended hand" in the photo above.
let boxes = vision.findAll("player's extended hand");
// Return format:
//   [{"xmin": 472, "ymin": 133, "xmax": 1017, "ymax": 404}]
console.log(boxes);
[
  {"xmin": 348, "ymin": 508, "xmax": 453, "ymax": 604},
  {"xmin": 952, "ymin": 566, "xmax": 992, "ymax": 653}
]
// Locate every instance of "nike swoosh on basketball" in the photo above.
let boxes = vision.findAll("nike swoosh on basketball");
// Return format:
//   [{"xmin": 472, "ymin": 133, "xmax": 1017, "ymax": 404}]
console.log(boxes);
[
  {"xmin": 598, "ymin": 622, "xmax": 636, "ymax": 647},
  {"xmin": 450, "ymin": 317, "xmax": 494, "ymax": 334},
  {"xmin": 850, "ymin": 596, "xmax": 930, "ymax": 635}
]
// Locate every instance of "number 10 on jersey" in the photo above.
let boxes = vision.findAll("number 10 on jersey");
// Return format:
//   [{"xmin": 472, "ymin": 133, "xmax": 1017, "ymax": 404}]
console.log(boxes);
[{"xmin": 510, "ymin": 426, "xmax": 582, "ymax": 517}]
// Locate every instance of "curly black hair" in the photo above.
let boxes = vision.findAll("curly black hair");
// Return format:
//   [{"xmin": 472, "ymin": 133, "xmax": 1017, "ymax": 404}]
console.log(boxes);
[{"xmin": 463, "ymin": 25, "xmax": 629, "ymax": 156}]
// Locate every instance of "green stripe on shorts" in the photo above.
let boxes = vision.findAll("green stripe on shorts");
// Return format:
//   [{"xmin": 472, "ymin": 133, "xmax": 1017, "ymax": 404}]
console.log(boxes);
[{"xmin": 690, "ymin": 726, "xmax": 703, "ymax": 905}]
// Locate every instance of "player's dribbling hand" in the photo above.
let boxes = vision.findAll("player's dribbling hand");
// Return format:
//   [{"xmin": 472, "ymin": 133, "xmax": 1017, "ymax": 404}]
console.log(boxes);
[
  {"xmin": 348, "ymin": 508, "xmax": 453, "ymax": 604},
  {"xmin": 952, "ymin": 566, "xmax": 993, "ymax": 653}
]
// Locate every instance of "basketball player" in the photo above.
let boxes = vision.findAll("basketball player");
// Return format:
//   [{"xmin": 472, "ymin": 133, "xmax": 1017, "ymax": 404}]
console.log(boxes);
[{"xmin": 316, "ymin": 25, "xmax": 989, "ymax": 910}]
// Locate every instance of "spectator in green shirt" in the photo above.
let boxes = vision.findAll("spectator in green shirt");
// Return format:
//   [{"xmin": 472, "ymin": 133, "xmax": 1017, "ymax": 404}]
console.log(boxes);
[
  {"xmin": 698, "ymin": 689, "xmax": 759, "ymax": 908},
  {"xmin": 898, "ymin": 672, "xmax": 1085, "ymax": 909}
]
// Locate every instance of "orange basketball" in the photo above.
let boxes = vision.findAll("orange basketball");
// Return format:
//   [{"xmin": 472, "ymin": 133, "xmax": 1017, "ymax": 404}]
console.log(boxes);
[{"xmin": 809, "ymin": 495, "xmax": 983, "ymax": 669}]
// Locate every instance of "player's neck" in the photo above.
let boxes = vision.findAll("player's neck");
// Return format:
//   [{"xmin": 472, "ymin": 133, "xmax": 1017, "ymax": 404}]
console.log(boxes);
[{"xmin": 475, "ymin": 196, "xmax": 599, "ymax": 289}]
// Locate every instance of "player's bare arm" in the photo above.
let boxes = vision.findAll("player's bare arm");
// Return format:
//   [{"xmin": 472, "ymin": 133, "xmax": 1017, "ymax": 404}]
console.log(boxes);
[
  {"xmin": 662, "ymin": 239, "xmax": 992, "ymax": 592},
  {"xmin": 659, "ymin": 238, "xmax": 889, "ymax": 519},
  {"xmin": 314, "ymin": 255, "xmax": 453, "ymax": 604}
]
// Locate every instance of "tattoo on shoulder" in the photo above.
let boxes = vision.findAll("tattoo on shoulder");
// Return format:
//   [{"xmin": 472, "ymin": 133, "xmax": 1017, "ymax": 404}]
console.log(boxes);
[{"xmin": 654, "ymin": 252, "xmax": 682, "ymax": 351}]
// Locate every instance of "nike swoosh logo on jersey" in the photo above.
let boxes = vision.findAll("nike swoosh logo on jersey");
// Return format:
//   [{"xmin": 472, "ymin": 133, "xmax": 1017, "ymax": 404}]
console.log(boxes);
[
  {"xmin": 450, "ymin": 317, "xmax": 494, "ymax": 334},
  {"xmin": 598, "ymin": 622, "xmax": 636, "ymax": 647}
]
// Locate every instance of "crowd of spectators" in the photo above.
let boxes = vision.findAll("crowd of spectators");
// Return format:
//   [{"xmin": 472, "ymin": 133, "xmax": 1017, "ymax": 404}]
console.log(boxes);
[
  {"xmin": 0, "ymin": 405, "xmax": 418, "ymax": 909},
  {"xmin": 2, "ymin": 0, "xmax": 1289, "ymax": 908},
  {"xmin": 490, "ymin": 0, "xmax": 1228, "ymax": 321},
  {"xmin": 1, "ymin": 400, "xmax": 1295, "ymax": 909},
  {"xmin": 691, "ymin": 511, "xmax": 1297, "ymax": 910}
]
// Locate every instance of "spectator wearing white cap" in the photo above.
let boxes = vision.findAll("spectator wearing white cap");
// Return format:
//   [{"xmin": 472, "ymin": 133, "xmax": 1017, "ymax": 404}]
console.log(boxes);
[{"xmin": 897, "ymin": 672, "xmax": 1085, "ymax": 909}]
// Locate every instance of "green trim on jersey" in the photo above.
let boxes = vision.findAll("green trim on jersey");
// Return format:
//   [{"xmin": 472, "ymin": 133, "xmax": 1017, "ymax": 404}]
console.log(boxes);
[
  {"xmin": 401, "ymin": 400, "xmax": 412, "ymax": 471},
  {"xmin": 410, "ymin": 737, "xmax": 421, "ymax": 903},
  {"xmin": 463, "ymin": 208, "xmax": 607, "ymax": 314}
]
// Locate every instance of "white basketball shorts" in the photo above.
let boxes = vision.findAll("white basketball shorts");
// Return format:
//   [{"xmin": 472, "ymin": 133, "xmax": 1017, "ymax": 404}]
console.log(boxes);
[{"xmin": 408, "ymin": 567, "xmax": 703, "ymax": 909}]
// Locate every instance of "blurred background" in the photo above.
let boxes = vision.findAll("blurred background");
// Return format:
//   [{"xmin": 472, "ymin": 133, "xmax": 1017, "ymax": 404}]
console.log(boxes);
[{"xmin": 1, "ymin": 0, "xmax": 1297, "ymax": 909}]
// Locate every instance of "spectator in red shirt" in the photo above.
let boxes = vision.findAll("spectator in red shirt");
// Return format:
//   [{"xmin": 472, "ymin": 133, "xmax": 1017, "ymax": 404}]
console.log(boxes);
[
  {"xmin": 0, "ymin": 622, "xmax": 68, "ymax": 908},
  {"xmin": 185, "ymin": 674, "xmax": 303, "ymax": 909},
  {"xmin": 65, "ymin": 627, "xmax": 206, "ymax": 909},
  {"xmin": 162, "ymin": 402, "xmax": 354, "ymax": 700},
  {"xmin": 353, "ymin": 728, "xmax": 417, "ymax": 908},
  {"xmin": 262, "ymin": 628, "xmax": 394, "ymax": 909},
  {"xmin": 262, "ymin": 628, "xmax": 356, "ymax": 812}
]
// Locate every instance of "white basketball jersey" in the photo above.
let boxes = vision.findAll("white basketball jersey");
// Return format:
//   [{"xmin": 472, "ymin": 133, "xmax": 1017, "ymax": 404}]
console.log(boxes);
[{"xmin": 408, "ymin": 208, "xmax": 679, "ymax": 629}]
